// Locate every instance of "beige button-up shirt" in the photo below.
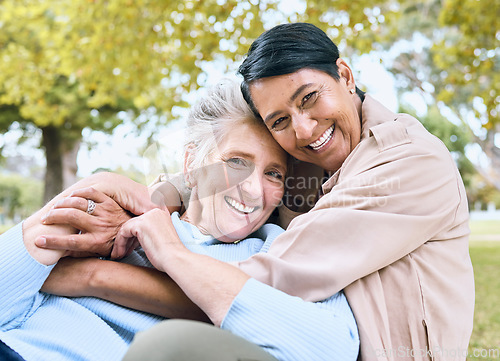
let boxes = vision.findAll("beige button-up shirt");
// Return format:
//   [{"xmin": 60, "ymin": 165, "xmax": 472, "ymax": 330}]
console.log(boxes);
[{"xmin": 236, "ymin": 95, "xmax": 475, "ymax": 360}]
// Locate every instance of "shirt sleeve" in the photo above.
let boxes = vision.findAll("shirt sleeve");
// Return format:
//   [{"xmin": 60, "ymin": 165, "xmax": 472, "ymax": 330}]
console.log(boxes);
[
  {"xmin": 221, "ymin": 278, "xmax": 359, "ymax": 361},
  {"xmin": 0, "ymin": 223, "xmax": 54, "ymax": 331}
]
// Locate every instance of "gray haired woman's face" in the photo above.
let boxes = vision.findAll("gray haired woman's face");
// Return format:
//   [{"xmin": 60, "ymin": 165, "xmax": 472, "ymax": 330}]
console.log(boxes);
[{"xmin": 187, "ymin": 121, "xmax": 287, "ymax": 243}]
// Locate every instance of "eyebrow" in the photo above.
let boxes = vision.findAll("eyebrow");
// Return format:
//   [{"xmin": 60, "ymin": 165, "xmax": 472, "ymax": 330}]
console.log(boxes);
[
  {"xmin": 272, "ymin": 162, "xmax": 287, "ymax": 173},
  {"xmin": 263, "ymin": 83, "xmax": 314, "ymax": 124},
  {"xmin": 223, "ymin": 150, "xmax": 256, "ymax": 160}
]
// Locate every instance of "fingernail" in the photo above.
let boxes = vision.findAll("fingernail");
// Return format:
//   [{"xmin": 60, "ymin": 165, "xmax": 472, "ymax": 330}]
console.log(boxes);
[
  {"xmin": 41, "ymin": 214, "xmax": 47, "ymax": 223},
  {"xmin": 36, "ymin": 237, "xmax": 46, "ymax": 247}
]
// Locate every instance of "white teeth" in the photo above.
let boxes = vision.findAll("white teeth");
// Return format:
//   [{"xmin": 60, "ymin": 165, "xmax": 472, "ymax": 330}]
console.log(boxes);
[
  {"xmin": 225, "ymin": 196, "xmax": 256, "ymax": 214},
  {"xmin": 309, "ymin": 125, "xmax": 334, "ymax": 150}
]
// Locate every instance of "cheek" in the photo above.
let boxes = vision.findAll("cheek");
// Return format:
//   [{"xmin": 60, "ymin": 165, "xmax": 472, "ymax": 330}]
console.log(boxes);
[
  {"xmin": 198, "ymin": 167, "xmax": 230, "ymax": 198},
  {"xmin": 264, "ymin": 184, "xmax": 284, "ymax": 208},
  {"xmin": 320, "ymin": 95, "xmax": 349, "ymax": 119},
  {"xmin": 272, "ymin": 132, "xmax": 295, "ymax": 152}
]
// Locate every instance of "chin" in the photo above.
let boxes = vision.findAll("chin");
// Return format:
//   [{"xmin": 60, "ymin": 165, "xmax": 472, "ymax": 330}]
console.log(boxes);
[{"xmin": 224, "ymin": 225, "xmax": 256, "ymax": 241}]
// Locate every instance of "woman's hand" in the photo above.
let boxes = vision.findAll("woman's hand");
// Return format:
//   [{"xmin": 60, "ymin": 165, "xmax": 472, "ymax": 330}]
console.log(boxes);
[
  {"xmin": 38, "ymin": 187, "xmax": 132, "ymax": 257},
  {"xmin": 24, "ymin": 171, "xmax": 161, "ymax": 265},
  {"xmin": 34, "ymin": 172, "xmax": 174, "ymax": 257},
  {"xmin": 70, "ymin": 172, "xmax": 161, "ymax": 216},
  {"xmin": 111, "ymin": 208, "xmax": 181, "ymax": 263}
]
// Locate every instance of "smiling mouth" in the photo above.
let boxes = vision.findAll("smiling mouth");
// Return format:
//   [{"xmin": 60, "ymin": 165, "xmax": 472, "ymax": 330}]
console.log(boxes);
[
  {"xmin": 308, "ymin": 125, "xmax": 335, "ymax": 151},
  {"xmin": 224, "ymin": 196, "xmax": 258, "ymax": 214}
]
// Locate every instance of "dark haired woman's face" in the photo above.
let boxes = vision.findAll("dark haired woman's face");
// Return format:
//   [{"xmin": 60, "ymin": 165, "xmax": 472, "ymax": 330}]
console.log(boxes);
[{"xmin": 249, "ymin": 68, "xmax": 362, "ymax": 172}]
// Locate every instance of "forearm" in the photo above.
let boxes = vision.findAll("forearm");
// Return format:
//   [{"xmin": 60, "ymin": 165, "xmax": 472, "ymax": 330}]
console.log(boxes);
[
  {"xmin": 158, "ymin": 247, "xmax": 250, "ymax": 326},
  {"xmin": 90, "ymin": 260, "xmax": 210, "ymax": 321}
]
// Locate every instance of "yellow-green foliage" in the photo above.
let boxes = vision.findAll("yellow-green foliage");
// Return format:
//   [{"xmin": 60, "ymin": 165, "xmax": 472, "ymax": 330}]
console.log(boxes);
[
  {"xmin": 0, "ymin": 0, "xmax": 274, "ymax": 129},
  {"xmin": 436, "ymin": 0, "xmax": 499, "ymax": 126},
  {"xmin": 1, "ymin": 0, "xmax": 497, "ymax": 132},
  {"xmin": 0, "ymin": 0, "xmax": 497, "ymax": 200}
]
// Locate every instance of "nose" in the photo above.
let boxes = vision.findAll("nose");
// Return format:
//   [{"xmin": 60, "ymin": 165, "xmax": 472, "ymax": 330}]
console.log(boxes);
[
  {"xmin": 292, "ymin": 114, "xmax": 317, "ymax": 140},
  {"xmin": 239, "ymin": 170, "xmax": 263, "ymax": 201}
]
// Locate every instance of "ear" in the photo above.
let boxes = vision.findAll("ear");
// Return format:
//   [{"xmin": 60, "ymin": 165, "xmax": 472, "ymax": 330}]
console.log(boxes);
[
  {"xmin": 183, "ymin": 143, "xmax": 198, "ymax": 188},
  {"xmin": 336, "ymin": 58, "xmax": 356, "ymax": 94}
]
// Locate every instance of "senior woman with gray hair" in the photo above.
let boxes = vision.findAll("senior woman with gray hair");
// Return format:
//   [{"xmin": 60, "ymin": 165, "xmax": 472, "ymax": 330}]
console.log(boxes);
[{"xmin": 0, "ymin": 79, "xmax": 359, "ymax": 361}]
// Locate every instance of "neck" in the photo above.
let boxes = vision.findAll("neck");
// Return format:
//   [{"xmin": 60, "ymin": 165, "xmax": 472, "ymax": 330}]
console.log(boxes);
[
  {"xmin": 180, "ymin": 198, "xmax": 202, "ymax": 229},
  {"xmin": 180, "ymin": 189, "xmax": 216, "ymax": 238},
  {"xmin": 353, "ymin": 92, "xmax": 363, "ymax": 124}
]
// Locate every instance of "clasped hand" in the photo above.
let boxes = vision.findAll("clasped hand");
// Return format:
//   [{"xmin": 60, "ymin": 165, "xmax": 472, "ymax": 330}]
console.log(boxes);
[
  {"xmin": 38, "ymin": 187, "xmax": 132, "ymax": 258},
  {"xmin": 35, "ymin": 172, "xmax": 169, "ymax": 259}
]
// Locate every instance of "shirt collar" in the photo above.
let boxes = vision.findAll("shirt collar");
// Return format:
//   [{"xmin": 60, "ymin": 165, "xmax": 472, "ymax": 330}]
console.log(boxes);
[{"xmin": 321, "ymin": 95, "xmax": 397, "ymax": 194}]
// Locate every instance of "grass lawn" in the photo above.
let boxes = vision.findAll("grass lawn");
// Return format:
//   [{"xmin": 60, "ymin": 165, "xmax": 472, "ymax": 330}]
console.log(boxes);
[
  {"xmin": 470, "ymin": 220, "xmax": 500, "ymax": 241},
  {"xmin": 468, "ymin": 219, "xmax": 500, "ymax": 360}
]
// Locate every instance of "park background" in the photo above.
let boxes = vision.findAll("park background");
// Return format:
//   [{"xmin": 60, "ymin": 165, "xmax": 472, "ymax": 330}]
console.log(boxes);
[{"xmin": 0, "ymin": 1, "xmax": 498, "ymax": 359}]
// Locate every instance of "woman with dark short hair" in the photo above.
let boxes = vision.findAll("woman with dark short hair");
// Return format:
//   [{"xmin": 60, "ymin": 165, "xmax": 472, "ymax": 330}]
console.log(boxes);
[{"xmin": 233, "ymin": 22, "xmax": 474, "ymax": 360}]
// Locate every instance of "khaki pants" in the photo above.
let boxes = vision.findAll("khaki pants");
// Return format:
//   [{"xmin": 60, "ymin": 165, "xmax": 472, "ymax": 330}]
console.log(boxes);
[{"xmin": 123, "ymin": 319, "xmax": 278, "ymax": 361}]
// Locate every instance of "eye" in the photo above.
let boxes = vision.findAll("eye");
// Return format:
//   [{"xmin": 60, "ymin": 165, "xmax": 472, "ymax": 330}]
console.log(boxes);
[
  {"xmin": 226, "ymin": 158, "xmax": 248, "ymax": 168},
  {"xmin": 266, "ymin": 170, "xmax": 284, "ymax": 181},
  {"xmin": 300, "ymin": 91, "xmax": 318, "ymax": 108},
  {"xmin": 271, "ymin": 116, "xmax": 289, "ymax": 131},
  {"xmin": 228, "ymin": 158, "xmax": 243, "ymax": 165}
]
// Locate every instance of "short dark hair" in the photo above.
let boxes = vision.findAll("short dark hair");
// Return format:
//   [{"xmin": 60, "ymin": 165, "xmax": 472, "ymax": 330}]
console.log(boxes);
[{"xmin": 238, "ymin": 23, "xmax": 341, "ymax": 114}]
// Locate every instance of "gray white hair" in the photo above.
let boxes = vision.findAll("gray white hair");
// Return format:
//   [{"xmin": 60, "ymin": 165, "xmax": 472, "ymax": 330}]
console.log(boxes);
[{"xmin": 185, "ymin": 78, "xmax": 260, "ymax": 170}]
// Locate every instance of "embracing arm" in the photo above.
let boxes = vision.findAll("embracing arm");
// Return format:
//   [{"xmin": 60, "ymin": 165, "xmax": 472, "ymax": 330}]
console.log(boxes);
[
  {"xmin": 160, "ymin": 251, "xmax": 359, "ymax": 360},
  {"xmin": 113, "ymin": 209, "xmax": 250, "ymax": 326},
  {"xmin": 236, "ymin": 119, "xmax": 469, "ymax": 301},
  {"xmin": 149, "ymin": 175, "xmax": 184, "ymax": 214},
  {"xmin": 112, "ymin": 210, "xmax": 359, "ymax": 361},
  {"xmin": 38, "ymin": 173, "xmax": 204, "ymax": 320},
  {"xmin": 0, "ymin": 172, "xmax": 147, "ymax": 328},
  {"xmin": 41, "ymin": 257, "xmax": 210, "ymax": 321},
  {"xmin": 157, "ymin": 248, "xmax": 250, "ymax": 326}
]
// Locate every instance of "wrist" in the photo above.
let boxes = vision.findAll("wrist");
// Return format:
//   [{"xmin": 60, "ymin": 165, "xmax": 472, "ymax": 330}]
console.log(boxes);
[
  {"xmin": 156, "ymin": 242, "xmax": 190, "ymax": 274},
  {"xmin": 86, "ymin": 258, "xmax": 109, "ymax": 298}
]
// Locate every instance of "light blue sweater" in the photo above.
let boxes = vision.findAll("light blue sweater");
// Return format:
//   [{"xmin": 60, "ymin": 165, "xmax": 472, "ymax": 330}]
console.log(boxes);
[{"xmin": 0, "ymin": 214, "xmax": 359, "ymax": 361}]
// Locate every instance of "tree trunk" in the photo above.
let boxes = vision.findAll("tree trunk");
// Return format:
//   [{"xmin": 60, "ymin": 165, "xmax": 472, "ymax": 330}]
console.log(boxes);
[
  {"xmin": 483, "ymin": 128, "xmax": 500, "ymax": 190},
  {"xmin": 42, "ymin": 126, "xmax": 63, "ymax": 204},
  {"xmin": 62, "ymin": 139, "xmax": 81, "ymax": 189}
]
